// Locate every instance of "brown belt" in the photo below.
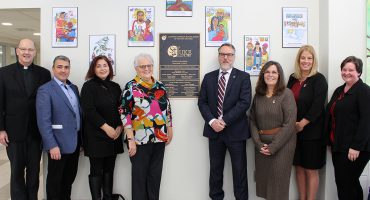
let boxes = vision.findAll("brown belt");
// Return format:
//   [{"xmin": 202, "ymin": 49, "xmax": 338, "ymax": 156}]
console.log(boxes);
[{"xmin": 259, "ymin": 127, "xmax": 281, "ymax": 135}]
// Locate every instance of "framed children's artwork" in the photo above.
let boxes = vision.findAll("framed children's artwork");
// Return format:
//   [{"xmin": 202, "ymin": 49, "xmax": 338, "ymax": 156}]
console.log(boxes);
[
  {"xmin": 52, "ymin": 7, "xmax": 78, "ymax": 48},
  {"xmin": 205, "ymin": 6, "xmax": 232, "ymax": 47},
  {"xmin": 282, "ymin": 7, "xmax": 308, "ymax": 48},
  {"xmin": 128, "ymin": 6, "xmax": 154, "ymax": 47},
  {"xmin": 89, "ymin": 34, "xmax": 116, "ymax": 74},
  {"xmin": 166, "ymin": 0, "xmax": 193, "ymax": 17},
  {"xmin": 244, "ymin": 35, "xmax": 270, "ymax": 76}
]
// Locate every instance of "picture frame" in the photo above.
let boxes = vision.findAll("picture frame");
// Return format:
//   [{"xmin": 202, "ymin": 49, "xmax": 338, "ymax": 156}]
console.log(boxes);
[
  {"xmin": 282, "ymin": 7, "xmax": 308, "ymax": 48},
  {"xmin": 89, "ymin": 34, "xmax": 116, "ymax": 74},
  {"xmin": 52, "ymin": 7, "xmax": 78, "ymax": 48},
  {"xmin": 159, "ymin": 33, "xmax": 200, "ymax": 98},
  {"xmin": 244, "ymin": 35, "xmax": 270, "ymax": 76},
  {"xmin": 166, "ymin": 0, "xmax": 193, "ymax": 17},
  {"xmin": 128, "ymin": 6, "xmax": 155, "ymax": 47},
  {"xmin": 205, "ymin": 6, "xmax": 232, "ymax": 47}
]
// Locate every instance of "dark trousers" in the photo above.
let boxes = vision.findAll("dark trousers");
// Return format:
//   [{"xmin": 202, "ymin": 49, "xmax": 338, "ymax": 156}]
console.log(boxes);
[
  {"xmin": 130, "ymin": 142, "xmax": 165, "ymax": 200},
  {"xmin": 46, "ymin": 146, "xmax": 80, "ymax": 200},
  {"xmin": 89, "ymin": 155, "xmax": 117, "ymax": 176},
  {"xmin": 6, "ymin": 135, "xmax": 42, "ymax": 200},
  {"xmin": 332, "ymin": 151, "xmax": 370, "ymax": 200},
  {"xmin": 209, "ymin": 137, "xmax": 248, "ymax": 200}
]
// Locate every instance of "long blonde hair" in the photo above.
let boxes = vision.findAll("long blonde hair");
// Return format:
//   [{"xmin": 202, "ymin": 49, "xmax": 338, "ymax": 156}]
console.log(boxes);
[{"xmin": 293, "ymin": 45, "xmax": 318, "ymax": 79}]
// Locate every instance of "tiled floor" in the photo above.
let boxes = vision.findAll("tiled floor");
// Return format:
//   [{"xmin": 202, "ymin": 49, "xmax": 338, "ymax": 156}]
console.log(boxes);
[{"xmin": 0, "ymin": 145, "xmax": 44, "ymax": 200}]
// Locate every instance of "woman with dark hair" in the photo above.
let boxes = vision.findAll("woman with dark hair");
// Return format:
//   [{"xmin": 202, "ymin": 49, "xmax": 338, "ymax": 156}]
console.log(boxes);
[
  {"xmin": 250, "ymin": 61, "xmax": 297, "ymax": 200},
  {"xmin": 81, "ymin": 55, "xmax": 124, "ymax": 200},
  {"xmin": 325, "ymin": 56, "xmax": 370, "ymax": 200},
  {"xmin": 287, "ymin": 45, "xmax": 327, "ymax": 200}
]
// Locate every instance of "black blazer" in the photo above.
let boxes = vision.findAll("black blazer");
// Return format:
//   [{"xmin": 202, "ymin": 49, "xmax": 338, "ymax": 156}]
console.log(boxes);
[
  {"xmin": 287, "ymin": 73, "xmax": 328, "ymax": 140},
  {"xmin": 81, "ymin": 77, "xmax": 123, "ymax": 157},
  {"xmin": 324, "ymin": 79, "xmax": 370, "ymax": 152},
  {"xmin": 0, "ymin": 62, "xmax": 51, "ymax": 142},
  {"xmin": 198, "ymin": 68, "xmax": 251, "ymax": 141}
]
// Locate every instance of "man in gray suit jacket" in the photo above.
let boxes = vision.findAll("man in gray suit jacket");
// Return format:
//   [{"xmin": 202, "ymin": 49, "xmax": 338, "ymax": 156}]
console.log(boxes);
[{"xmin": 36, "ymin": 55, "xmax": 81, "ymax": 200}]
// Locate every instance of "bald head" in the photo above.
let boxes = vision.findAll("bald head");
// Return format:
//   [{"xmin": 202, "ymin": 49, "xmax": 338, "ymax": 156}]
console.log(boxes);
[
  {"xmin": 18, "ymin": 39, "xmax": 35, "ymax": 49},
  {"xmin": 16, "ymin": 38, "xmax": 36, "ymax": 67}
]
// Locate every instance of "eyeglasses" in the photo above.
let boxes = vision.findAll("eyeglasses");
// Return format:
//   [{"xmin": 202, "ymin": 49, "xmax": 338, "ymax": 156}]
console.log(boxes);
[
  {"xmin": 18, "ymin": 48, "xmax": 35, "ymax": 52},
  {"xmin": 218, "ymin": 53, "xmax": 235, "ymax": 58},
  {"xmin": 137, "ymin": 64, "xmax": 153, "ymax": 69}
]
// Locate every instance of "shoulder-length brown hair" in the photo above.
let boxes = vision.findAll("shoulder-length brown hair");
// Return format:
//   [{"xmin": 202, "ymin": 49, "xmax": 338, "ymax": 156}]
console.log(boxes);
[
  {"xmin": 255, "ymin": 61, "xmax": 286, "ymax": 96},
  {"xmin": 85, "ymin": 55, "xmax": 114, "ymax": 80},
  {"xmin": 293, "ymin": 45, "xmax": 318, "ymax": 79}
]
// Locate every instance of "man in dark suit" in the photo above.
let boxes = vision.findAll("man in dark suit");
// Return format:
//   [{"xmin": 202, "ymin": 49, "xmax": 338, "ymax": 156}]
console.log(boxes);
[
  {"xmin": 36, "ymin": 55, "xmax": 81, "ymax": 200},
  {"xmin": 0, "ymin": 38, "xmax": 51, "ymax": 200},
  {"xmin": 198, "ymin": 43, "xmax": 251, "ymax": 200}
]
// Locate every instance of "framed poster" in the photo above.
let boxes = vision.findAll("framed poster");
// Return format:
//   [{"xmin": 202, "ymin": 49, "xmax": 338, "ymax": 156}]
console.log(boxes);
[
  {"xmin": 128, "ymin": 6, "xmax": 154, "ymax": 47},
  {"xmin": 166, "ymin": 0, "xmax": 193, "ymax": 17},
  {"xmin": 159, "ymin": 33, "xmax": 200, "ymax": 98},
  {"xmin": 282, "ymin": 7, "xmax": 308, "ymax": 48},
  {"xmin": 52, "ymin": 7, "xmax": 78, "ymax": 48},
  {"xmin": 205, "ymin": 6, "xmax": 232, "ymax": 47},
  {"xmin": 244, "ymin": 35, "xmax": 270, "ymax": 76},
  {"xmin": 89, "ymin": 34, "xmax": 116, "ymax": 74}
]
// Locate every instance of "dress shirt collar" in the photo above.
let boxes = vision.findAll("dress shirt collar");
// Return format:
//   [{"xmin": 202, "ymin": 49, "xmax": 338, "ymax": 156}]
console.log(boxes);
[
  {"xmin": 219, "ymin": 67, "xmax": 233, "ymax": 75},
  {"xmin": 53, "ymin": 77, "xmax": 72, "ymax": 87},
  {"xmin": 16, "ymin": 62, "xmax": 34, "ymax": 70}
]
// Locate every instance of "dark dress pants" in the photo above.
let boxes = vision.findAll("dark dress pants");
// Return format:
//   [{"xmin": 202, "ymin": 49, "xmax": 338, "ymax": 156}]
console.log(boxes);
[
  {"xmin": 46, "ymin": 146, "xmax": 80, "ymax": 200},
  {"xmin": 130, "ymin": 142, "xmax": 165, "ymax": 200},
  {"xmin": 209, "ymin": 136, "xmax": 248, "ymax": 200},
  {"xmin": 332, "ymin": 151, "xmax": 370, "ymax": 200},
  {"xmin": 6, "ymin": 134, "xmax": 42, "ymax": 200}
]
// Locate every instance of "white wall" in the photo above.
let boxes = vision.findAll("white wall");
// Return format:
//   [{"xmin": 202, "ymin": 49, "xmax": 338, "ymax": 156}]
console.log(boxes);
[{"xmin": 0, "ymin": 0, "xmax": 367, "ymax": 199}]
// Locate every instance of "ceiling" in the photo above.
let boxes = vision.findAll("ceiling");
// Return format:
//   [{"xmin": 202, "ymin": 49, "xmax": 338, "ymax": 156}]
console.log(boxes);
[{"xmin": 0, "ymin": 8, "xmax": 40, "ymax": 47}]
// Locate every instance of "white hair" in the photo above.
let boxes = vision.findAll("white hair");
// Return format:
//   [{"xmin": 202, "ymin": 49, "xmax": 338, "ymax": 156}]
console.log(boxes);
[{"xmin": 134, "ymin": 53, "xmax": 154, "ymax": 67}]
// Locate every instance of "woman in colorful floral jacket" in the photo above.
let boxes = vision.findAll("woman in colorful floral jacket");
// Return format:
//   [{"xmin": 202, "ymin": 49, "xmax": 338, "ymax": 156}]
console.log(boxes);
[{"xmin": 120, "ymin": 53, "xmax": 173, "ymax": 200}]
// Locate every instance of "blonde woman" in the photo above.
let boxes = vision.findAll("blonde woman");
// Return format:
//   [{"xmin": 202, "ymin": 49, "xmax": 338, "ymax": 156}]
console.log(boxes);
[{"xmin": 287, "ymin": 45, "xmax": 327, "ymax": 200}]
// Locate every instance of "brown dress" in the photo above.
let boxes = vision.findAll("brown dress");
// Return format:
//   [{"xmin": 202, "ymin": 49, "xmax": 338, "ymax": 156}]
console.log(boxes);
[{"xmin": 250, "ymin": 89, "xmax": 297, "ymax": 200}]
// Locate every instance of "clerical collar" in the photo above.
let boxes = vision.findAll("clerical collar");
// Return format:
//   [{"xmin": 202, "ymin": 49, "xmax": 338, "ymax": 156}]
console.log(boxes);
[{"xmin": 17, "ymin": 62, "xmax": 32, "ymax": 70}]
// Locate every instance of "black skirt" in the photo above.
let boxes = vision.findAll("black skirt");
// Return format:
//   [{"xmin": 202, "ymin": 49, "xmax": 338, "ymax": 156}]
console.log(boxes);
[{"xmin": 293, "ymin": 139, "xmax": 326, "ymax": 169}]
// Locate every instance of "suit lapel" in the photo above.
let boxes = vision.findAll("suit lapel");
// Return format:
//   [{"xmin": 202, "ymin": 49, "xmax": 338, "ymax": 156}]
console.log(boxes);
[
  {"xmin": 70, "ymin": 85, "xmax": 82, "ymax": 114},
  {"xmin": 51, "ymin": 80, "xmax": 74, "ymax": 112},
  {"xmin": 224, "ymin": 68, "xmax": 237, "ymax": 98},
  {"xmin": 211, "ymin": 70, "xmax": 219, "ymax": 98}
]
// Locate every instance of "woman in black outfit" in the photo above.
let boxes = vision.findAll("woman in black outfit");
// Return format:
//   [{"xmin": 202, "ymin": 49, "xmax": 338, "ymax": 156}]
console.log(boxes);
[
  {"xmin": 81, "ymin": 55, "xmax": 124, "ymax": 200},
  {"xmin": 287, "ymin": 45, "xmax": 327, "ymax": 200},
  {"xmin": 325, "ymin": 56, "xmax": 370, "ymax": 200}
]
